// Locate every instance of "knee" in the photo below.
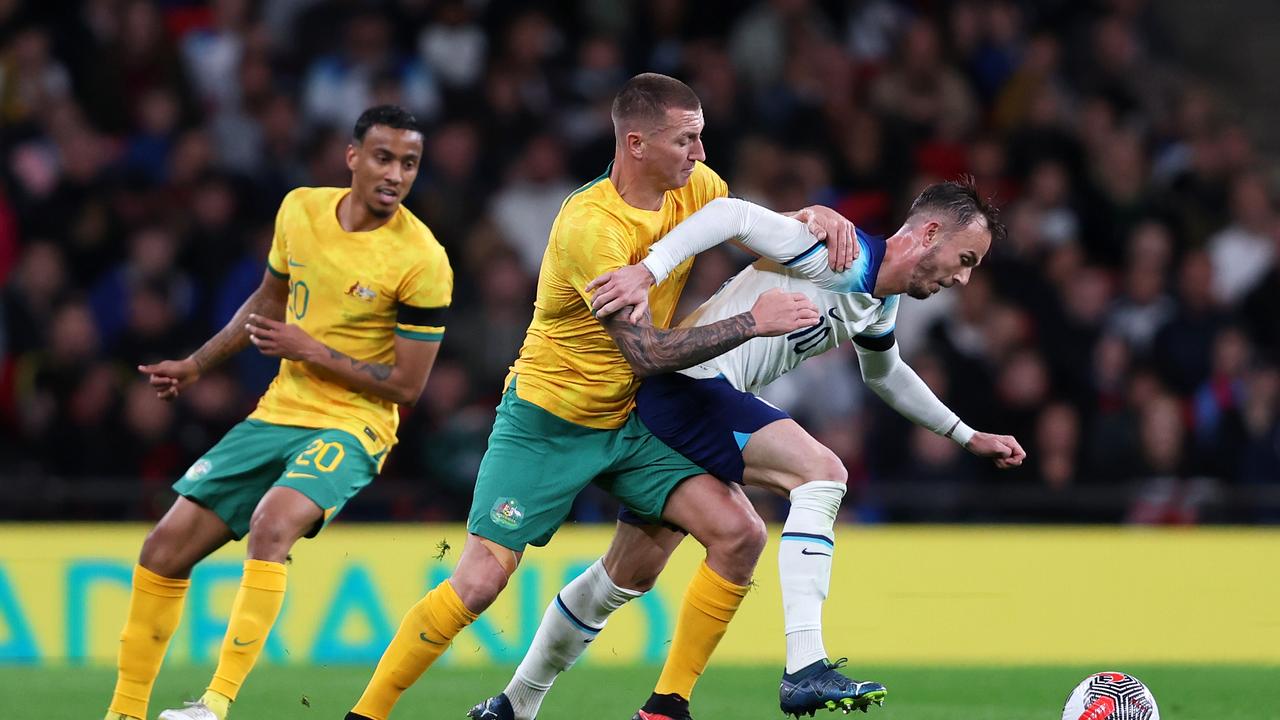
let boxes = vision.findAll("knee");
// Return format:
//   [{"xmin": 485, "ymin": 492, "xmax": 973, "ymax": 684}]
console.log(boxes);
[
  {"xmin": 451, "ymin": 564, "xmax": 510, "ymax": 613},
  {"xmin": 138, "ymin": 525, "xmax": 190, "ymax": 577},
  {"xmin": 799, "ymin": 448, "xmax": 848, "ymax": 487},
  {"xmin": 719, "ymin": 511, "xmax": 768, "ymax": 565},
  {"xmin": 246, "ymin": 510, "xmax": 302, "ymax": 560},
  {"xmin": 603, "ymin": 553, "xmax": 664, "ymax": 594}
]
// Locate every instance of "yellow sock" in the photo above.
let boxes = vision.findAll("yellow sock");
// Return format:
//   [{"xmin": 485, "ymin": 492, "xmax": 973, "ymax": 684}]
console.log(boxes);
[
  {"xmin": 654, "ymin": 560, "xmax": 750, "ymax": 700},
  {"xmin": 108, "ymin": 565, "xmax": 190, "ymax": 720},
  {"xmin": 207, "ymin": 559, "xmax": 288, "ymax": 703},
  {"xmin": 198, "ymin": 689, "xmax": 231, "ymax": 719},
  {"xmin": 351, "ymin": 581, "xmax": 477, "ymax": 720}
]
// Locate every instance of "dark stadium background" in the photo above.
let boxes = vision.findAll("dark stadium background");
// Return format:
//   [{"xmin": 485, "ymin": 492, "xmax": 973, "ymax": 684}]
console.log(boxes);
[{"xmin": 2, "ymin": 0, "xmax": 1278, "ymax": 526}]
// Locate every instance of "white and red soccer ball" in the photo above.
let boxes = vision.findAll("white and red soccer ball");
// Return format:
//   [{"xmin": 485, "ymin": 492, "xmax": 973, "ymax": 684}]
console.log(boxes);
[{"xmin": 1062, "ymin": 672, "xmax": 1160, "ymax": 720}]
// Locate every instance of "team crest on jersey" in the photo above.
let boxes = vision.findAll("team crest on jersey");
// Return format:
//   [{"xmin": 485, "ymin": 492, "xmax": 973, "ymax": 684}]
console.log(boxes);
[
  {"xmin": 490, "ymin": 497, "xmax": 525, "ymax": 529},
  {"xmin": 345, "ymin": 281, "xmax": 377, "ymax": 302},
  {"xmin": 185, "ymin": 459, "xmax": 212, "ymax": 480}
]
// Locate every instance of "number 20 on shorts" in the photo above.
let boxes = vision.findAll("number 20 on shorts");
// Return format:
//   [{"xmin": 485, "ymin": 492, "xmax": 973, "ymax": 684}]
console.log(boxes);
[{"xmin": 294, "ymin": 439, "xmax": 345, "ymax": 472}]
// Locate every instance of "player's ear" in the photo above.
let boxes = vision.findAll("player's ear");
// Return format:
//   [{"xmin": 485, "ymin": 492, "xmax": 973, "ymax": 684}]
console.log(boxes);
[
  {"xmin": 345, "ymin": 143, "xmax": 359, "ymax": 172},
  {"xmin": 626, "ymin": 130, "xmax": 645, "ymax": 160},
  {"xmin": 921, "ymin": 220, "xmax": 940, "ymax": 247}
]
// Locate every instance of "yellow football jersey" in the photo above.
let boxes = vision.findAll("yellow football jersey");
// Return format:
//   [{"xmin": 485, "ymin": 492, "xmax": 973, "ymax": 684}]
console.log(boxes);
[
  {"xmin": 509, "ymin": 162, "xmax": 729, "ymax": 428},
  {"xmin": 250, "ymin": 187, "xmax": 453, "ymax": 456}
]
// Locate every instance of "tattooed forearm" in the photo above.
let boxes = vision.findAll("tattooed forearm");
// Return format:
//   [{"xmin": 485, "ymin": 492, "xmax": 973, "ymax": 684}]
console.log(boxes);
[
  {"xmin": 191, "ymin": 286, "xmax": 287, "ymax": 372},
  {"xmin": 605, "ymin": 308, "xmax": 757, "ymax": 377},
  {"xmin": 326, "ymin": 347, "xmax": 393, "ymax": 381}
]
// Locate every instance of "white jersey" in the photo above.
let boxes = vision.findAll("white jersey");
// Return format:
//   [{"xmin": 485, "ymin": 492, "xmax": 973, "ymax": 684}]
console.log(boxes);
[
  {"xmin": 639, "ymin": 196, "xmax": 972, "ymax": 445},
  {"xmin": 677, "ymin": 238, "xmax": 898, "ymax": 394}
]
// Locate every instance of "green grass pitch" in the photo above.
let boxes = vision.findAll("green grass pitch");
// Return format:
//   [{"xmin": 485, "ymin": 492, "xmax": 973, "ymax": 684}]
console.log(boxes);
[{"xmin": 8, "ymin": 663, "xmax": 1274, "ymax": 718}]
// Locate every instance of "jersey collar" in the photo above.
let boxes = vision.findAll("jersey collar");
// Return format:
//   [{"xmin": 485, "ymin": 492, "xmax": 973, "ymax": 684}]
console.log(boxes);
[{"xmin": 848, "ymin": 228, "xmax": 887, "ymax": 295}]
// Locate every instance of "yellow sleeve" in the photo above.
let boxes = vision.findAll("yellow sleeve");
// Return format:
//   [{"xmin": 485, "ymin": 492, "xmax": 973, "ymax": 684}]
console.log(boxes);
[
  {"xmin": 558, "ymin": 206, "xmax": 633, "ymax": 309},
  {"xmin": 265, "ymin": 191, "xmax": 294, "ymax": 279},
  {"xmin": 395, "ymin": 244, "xmax": 453, "ymax": 342}
]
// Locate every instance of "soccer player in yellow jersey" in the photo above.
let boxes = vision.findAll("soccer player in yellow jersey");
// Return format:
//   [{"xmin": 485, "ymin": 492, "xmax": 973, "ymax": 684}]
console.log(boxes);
[
  {"xmin": 346, "ymin": 74, "xmax": 855, "ymax": 720},
  {"xmin": 102, "ymin": 105, "xmax": 451, "ymax": 720}
]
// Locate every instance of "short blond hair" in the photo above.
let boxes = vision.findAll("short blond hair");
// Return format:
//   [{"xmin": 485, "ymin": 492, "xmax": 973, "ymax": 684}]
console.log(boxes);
[{"xmin": 611, "ymin": 73, "xmax": 700, "ymax": 134}]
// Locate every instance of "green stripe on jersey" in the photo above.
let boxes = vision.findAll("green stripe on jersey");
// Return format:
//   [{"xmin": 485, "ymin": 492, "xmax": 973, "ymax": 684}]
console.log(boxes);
[{"xmin": 395, "ymin": 328, "xmax": 444, "ymax": 342}]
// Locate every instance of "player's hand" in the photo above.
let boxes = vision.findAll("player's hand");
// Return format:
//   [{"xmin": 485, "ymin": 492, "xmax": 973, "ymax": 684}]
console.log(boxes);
[
  {"xmin": 247, "ymin": 313, "xmax": 322, "ymax": 361},
  {"xmin": 791, "ymin": 205, "xmax": 858, "ymax": 272},
  {"xmin": 137, "ymin": 358, "xmax": 200, "ymax": 401},
  {"xmin": 587, "ymin": 264, "xmax": 656, "ymax": 324},
  {"xmin": 965, "ymin": 432, "xmax": 1027, "ymax": 469},
  {"xmin": 749, "ymin": 288, "xmax": 820, "ymax": 337}
]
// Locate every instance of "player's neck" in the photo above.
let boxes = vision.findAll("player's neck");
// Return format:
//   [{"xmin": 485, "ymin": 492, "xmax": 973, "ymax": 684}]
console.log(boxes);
[
  {"xmin": 337, "ymin": 190, "xmax": 394, "ymax": 233},
  {"xmin": 872, "ymin": 231, "xmax": 912, "ymax": 296},
  {"xmin": 610, "ymin": 154, "xmax": 666, "ymax": 211}
]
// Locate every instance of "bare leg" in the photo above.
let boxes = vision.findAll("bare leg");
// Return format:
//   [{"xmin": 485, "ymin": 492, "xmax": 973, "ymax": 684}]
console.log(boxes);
[
  {"xmin": 659, "ymin": 473, "xmax": 766, "ymax": 585},
  {"xmin": 138, "ymin": 496, "xmax": 236, "ymax": 578}
]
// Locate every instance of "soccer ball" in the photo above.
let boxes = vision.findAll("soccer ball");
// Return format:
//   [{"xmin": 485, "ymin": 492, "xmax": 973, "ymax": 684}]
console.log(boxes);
[{"xmin": 1062, "ymin": 672, "xmax": 1160, "ymax": 720}]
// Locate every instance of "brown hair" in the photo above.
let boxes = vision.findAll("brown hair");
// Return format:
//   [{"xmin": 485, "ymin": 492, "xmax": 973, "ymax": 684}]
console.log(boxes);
[
  {"xmin": 611, "ymin": 73, "xmax": 700, "ymax": 134},
  {"xmin": 908, "ymin": 176, "xmax": 1006, "ymax": 246}
]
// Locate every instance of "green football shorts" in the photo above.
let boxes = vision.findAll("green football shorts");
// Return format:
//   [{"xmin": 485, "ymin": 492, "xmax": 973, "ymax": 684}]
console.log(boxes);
[
  {"xmin": 173, "ymin": 419, "xmax": 380, "ymax": 539},
  {"xmin": 467, "ymin": 377, "xmax": 707, "ymax": 551}
]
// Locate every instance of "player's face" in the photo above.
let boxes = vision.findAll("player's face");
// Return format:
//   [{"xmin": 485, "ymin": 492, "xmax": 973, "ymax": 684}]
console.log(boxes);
[
  {"xmin": 347, "ymin": 125, "xmax": 425, "ymax": 218},
  {"xmin": 644, "ymin": 107, "xmax": 706, "ymax": 190},
  {"xmin": 905, "ymin": 220, "xmax": 991, "ymax": 300}
]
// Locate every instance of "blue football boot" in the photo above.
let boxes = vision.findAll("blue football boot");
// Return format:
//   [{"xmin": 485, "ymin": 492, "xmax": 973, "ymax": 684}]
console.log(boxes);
[
  {"xmin": 467, "ymin": 693, "xmax": 515, "ymax": 720},
  {"xmin": 779, "ymin": 659, "xmax": 886, "ymax": 716}
]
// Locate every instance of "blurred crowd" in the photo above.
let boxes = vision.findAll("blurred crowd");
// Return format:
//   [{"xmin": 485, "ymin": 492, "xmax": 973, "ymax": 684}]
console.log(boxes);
[{"xmin": 1, "ymin": 0, "xmax": 1277, "ymax": 524}]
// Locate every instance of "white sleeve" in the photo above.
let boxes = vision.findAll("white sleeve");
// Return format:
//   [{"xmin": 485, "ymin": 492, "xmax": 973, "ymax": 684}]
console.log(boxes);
[
  {"xmin": 642, "ymin": 197, "xmax": 845, "ymax": 289},
  {"xmin": 855, "ymin": 341, "xmax": 975, "ymax": 446},
  {"xmin": 858, "ymin": 295, "xmax": 899, "ymax": 340}
]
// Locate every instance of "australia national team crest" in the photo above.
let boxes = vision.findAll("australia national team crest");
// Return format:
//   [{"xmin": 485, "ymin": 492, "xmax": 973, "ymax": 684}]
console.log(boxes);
[
  {"xmin": 490, "ymin": 497, "xmax": 525, "ymax": 529},
  {"xmin": 184, "ymin": 459, "xmax": 212, "ymax": 480},
  {"xmin": 345, "ymin": 281, "xmax": 377, "ymax": 301}
]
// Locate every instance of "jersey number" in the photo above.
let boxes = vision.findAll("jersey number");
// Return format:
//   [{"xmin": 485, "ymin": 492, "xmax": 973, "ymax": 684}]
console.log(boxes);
[
  {"xmin": 294, "ymin": 439, "xmax": 345, "ymax": 472},
  {"xmin": 787, "ymin": 315, "xmax": 831, "ymax": 354},
  {"xmin": 289, "ymin": 280, "xmax": 310, "ymax": 320}
]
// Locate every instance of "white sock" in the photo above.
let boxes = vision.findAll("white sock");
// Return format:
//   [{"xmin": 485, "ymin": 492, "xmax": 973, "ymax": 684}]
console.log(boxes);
[
  {"xmin": 504, "ymin": 559, "xmax": 642, "ymax": 719},
  {"xmin": 779, "ymin": 480, "xmax": 846, "ymax": 675}
]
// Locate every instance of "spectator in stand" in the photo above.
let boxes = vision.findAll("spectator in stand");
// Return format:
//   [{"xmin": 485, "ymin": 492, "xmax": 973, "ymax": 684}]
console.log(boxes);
[
  {"xmin": 1154, "ymin": 249, "xmax": 1228, "ymax": 394},
  {"xmin": 870, "ymin": 17, "xmax": 977, "ymax": 142},
  {"xmin": 1241, "ymin": 225, "xmax": 1280, "ymax": 359},
  {"xmin": 1190, "ymin": 327, "xmax": 1252, "ymax": 478},
  {"xmin": 1128, "ymin": 393, "xmax": 1220, "ymax": 525},
  {"xmin": 1238, "ymin": 367, "xmax": 1280, "ymax": 522},
  {"xmin": 1106, "ymin": 223, "xmax": 1176, "ymax": 357},
  {"xmin": 489, "ymin": 132, "xmax": 577, "ymax": 275},
  {"xmin": 1208, "ymin": 172, "xmax": 1276, "ymax": 305},
  {"xmin": 302, "ymin": 10, "xmax": 439, "ymax": 130},
  {"xmin": 1034, "ymin": 401, "xmax": 1081, "ymax": 493}
]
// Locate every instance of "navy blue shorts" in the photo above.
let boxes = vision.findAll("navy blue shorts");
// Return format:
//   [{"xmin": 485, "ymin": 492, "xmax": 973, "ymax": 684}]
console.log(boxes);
[
  {"xmin": 634, "ymin": 373, "xmax": 790, "ymax": 484},
  {"xmin": 617, "ymin": 373, "xmax": 789, "ymax": 527}
]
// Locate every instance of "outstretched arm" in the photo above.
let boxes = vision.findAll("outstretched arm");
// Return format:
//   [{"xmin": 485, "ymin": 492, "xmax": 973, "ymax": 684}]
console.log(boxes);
[
  {"xmin": 138, "ymin": 269, "xmax": 289, "ymax": 400},
  {"xmin": 854, "ymin": 336, "xmax": 1026, "ymax": 469},
  {"xmin": 602, "ymin": 288, "xmax": 819, "ymax": 378}
]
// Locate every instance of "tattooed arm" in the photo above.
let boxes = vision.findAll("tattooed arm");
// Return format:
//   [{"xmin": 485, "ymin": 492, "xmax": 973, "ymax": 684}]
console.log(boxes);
[
  {"xmin": 245, "ymin": 315, "xmax": 441, "ymax": 405},
  {"xmin": 139, "ymin": 269, "xmax": 289, "ymax": 400},
  {"xmin": 602, "ymin": 288, "xmax": 820, "ymax": 378}
]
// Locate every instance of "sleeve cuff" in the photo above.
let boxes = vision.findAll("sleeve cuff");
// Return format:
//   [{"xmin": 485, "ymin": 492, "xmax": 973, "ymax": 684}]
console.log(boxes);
[
  {"xmin": 946, "ymin": 420, "xmax": 976, "ymax": 447},
  {"xmin": 641, "ymin": 256, "xmax": 668, "ymax": 285}
]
